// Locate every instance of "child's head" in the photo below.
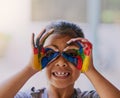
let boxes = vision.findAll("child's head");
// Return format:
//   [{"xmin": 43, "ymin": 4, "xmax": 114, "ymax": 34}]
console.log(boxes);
[
  {"xmin": 42, "ymin": 20, "xmax": 85, "ymax": 88},
  {"xmin": 41, "ymin": 20, "xmax": 85, "ymax": 70}
]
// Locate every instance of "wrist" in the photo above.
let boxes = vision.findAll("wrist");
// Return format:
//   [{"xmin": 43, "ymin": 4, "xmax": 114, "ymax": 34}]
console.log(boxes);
[
  {"xmin": 26, "ymin": 64, "xmax": 39, "ymax": 75},
  {"xmin": 84, "ymin": 65, "xmax": 96, "ymax": 76}
]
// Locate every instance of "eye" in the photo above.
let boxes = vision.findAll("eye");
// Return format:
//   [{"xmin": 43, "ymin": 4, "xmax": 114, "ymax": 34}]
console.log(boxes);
[
  {"xmin": 65, "ymin": 49, "xmax": 78, "ymax": 57},
  {"xmin": 45, "ymin": 48, "xmax": 55, "ymax": 57}
]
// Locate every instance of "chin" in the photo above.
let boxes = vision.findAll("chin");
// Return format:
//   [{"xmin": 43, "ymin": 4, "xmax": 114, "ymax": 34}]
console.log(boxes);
[{"xmin": 50, "ymin": 80, "xmax": 74, "ymax": 89}]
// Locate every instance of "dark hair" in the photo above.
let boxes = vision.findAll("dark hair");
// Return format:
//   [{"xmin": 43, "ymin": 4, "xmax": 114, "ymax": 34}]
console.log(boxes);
[{"xmin": 45, "ymin": 20, "xmax": 84, "ymax": 38}]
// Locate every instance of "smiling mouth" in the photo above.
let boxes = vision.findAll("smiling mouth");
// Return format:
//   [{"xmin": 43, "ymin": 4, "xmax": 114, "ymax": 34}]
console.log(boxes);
[{"xmin": 52, "ymin": 71, "xmax": 70, "ymax": 78}]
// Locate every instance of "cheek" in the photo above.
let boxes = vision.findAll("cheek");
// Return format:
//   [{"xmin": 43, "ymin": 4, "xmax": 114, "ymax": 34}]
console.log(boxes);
[
  {"xmin": 45, "ymin": 65, "xmax": 53, "ymax": 79},
  {"xmin": 73, "ymin": 70, "xmax": 80, "ymax": 79},
  {"xmin": 70, "ymin": 64, "xmax": 81, "ymax": 79},
  {"xmin": 45, "ymin": 60, "xmax": 81, "ymax": 82}
]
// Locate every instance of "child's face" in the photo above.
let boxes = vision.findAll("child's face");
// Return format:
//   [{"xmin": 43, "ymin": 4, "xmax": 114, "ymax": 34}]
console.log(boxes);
[{"xmin": 43, "ymin": 33, "xmax": 81, "ymax": 88}]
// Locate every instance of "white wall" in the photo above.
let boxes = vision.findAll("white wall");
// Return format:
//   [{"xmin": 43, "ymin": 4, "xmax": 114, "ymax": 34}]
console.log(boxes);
[
  {"xmin": 0, "ymin": 0, "xmax": 30, "ymax": 33},
  {"xmin": 0, "ymin": 0, "xmax": 32, "ymax": 86},
  {"xmin": 0, "ymin": 0, "xmax": 32, "ymax": 73}
]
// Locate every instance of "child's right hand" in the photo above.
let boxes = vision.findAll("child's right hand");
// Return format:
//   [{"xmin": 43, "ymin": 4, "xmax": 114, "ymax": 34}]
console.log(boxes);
[{"xmin": 31, "ymin": 28, "xmax": 54, "ymax": 70}]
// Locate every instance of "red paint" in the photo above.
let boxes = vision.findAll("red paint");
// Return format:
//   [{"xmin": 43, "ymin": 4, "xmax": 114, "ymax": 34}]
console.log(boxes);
[
  {"xmin": 76, "ymin": 56, "xmax": 83, "ymax": 70},
  {"xmin": 34, "ymin": 48, "xmax": 38, "ymax": 54}
]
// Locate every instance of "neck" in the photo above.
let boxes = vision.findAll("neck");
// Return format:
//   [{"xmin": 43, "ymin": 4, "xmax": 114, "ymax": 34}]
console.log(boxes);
[{"xmin": 47, "ymin": 84, "xmax": 75, "ymax": 98}]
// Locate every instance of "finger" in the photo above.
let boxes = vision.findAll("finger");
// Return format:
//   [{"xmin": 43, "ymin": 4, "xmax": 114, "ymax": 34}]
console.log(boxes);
[
  {"xmin": 66, "ymin": 38, "xmax": 84, "ymax": 49},
  {"xmin": 31, "ymin": 33, "xmax": 35, "ymax": 49},
  {"xmin": 67, "ymin": 38, "xmax": 88, "ymax": 44},
  {"xmin": 39, "ymin": 29, "xmax": 54, "ymax": 45},
  {"xmin": 36, "ymin": 28, "xmax": 46, "ymax": 47},
  {"xmin": 63, "ymin": 46, "xmax": 79, "ymax": 52},
  {"xmin": 67, "ymin": 38, "xmax": 91, "ymax": 48},
  {"xmin": 36, "ymin": 28, "xmax": 46, "ymax": 39},
  {"xmin": 67, "ymin": 38, "xmax": 92, "ymax": 52}
]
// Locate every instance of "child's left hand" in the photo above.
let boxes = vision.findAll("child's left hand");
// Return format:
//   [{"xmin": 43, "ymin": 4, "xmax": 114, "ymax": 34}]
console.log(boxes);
[{"xmin": 66, "ymin": 38, "xmax": 93, "ymax": 72}]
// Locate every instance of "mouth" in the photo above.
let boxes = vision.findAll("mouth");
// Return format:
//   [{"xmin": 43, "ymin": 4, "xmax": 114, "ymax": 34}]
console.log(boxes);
[{"xmin": 52, "ymin": 71, "xmax": 71, "ymax": 79}]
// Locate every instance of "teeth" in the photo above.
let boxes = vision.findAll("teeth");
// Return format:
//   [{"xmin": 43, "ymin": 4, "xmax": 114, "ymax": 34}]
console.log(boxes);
[{"xmin": 54, "ymin": 72, "xmax": 69, "ymax": 77}]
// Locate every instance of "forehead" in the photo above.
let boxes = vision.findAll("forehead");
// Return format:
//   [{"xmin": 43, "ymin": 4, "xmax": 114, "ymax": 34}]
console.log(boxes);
[
  {"xmin": 44, "ymin": 34, "xmax": 70, "ymax": 46},
  {"xmin": 43, "ymin": 34, "xmax": 77, "ymax": 50}
]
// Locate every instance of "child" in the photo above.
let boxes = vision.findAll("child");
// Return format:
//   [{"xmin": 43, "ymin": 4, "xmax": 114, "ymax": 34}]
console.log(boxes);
[{"xmin": 0, "ymin": 20, "xmax": 120, "ymax": 98}]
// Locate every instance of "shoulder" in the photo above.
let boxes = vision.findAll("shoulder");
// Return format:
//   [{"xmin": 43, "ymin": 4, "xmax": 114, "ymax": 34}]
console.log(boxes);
[
  {"xmin": 14, "ymin": 89, "xmax": 32, "ymax": 98},
  {"xmin": 75, "ymin": 88, "xmax": 100, "ymax": 98}
]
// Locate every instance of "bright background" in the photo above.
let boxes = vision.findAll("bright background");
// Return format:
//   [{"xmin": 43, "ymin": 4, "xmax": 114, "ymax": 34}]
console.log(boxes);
[{"xmin": 0, "ymin": 0, "xmax": 120, "ymax": 91}]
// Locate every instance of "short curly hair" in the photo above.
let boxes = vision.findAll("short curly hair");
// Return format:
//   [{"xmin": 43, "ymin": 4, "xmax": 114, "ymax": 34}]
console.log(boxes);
[{"xmin": 45, "ymin": 20, "xmax": 84, "ymax": 38}]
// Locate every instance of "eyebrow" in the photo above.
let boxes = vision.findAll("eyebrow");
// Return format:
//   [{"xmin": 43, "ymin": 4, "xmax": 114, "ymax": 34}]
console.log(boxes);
[
  {"xmin": 44, "ymin": 43, "xmax": 79, "ymax": 51},
  {"xmin": 62, "ymin": 42, "xmax": 79, "ymax": 51},
  {"xmin": 44, "ymin": 45, "xmax": 59, "ymax": 51},
  {"xmin": 66, "ymin": 42, "xmax": 79, "ymax": 47}
]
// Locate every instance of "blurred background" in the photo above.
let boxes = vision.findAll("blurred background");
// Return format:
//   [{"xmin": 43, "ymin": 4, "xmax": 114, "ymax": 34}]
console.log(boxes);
[{"xmin": 0, "ymin": 0, "xmax": 120, "ymax": 91}]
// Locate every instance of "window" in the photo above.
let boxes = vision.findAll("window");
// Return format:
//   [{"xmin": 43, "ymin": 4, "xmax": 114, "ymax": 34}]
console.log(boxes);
[
  {"xmin": 31, "ymin": 0, "xmax": 87, "ymax": 22},
  {"xmin": 101, "ymin": 0, "xmax": 120, "ymax": 23}
]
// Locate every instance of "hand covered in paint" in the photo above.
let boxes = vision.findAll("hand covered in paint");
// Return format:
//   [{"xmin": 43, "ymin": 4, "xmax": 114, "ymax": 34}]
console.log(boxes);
[
  {"xmin": 31, "ymin": 29, "xmax": 54, "ymax": 70},
  {"xmin": 66, "ymin": 38, "xmax": 92, "ymax": 72}
]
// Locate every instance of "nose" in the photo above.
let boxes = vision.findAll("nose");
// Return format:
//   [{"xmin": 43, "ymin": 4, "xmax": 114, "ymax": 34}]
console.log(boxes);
[{"xmin": 55, "ymin": 56, "xmax": 68, "ymax": 67}]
